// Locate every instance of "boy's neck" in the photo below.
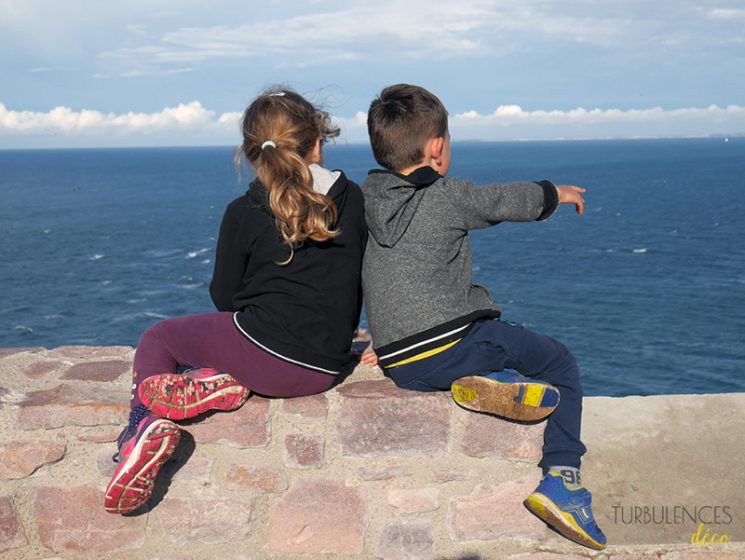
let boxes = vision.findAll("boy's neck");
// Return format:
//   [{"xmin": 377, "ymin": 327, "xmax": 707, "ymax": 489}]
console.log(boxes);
[{"xmin": 397, "ymin": 163, "xmax": 436, "ymax": 176}]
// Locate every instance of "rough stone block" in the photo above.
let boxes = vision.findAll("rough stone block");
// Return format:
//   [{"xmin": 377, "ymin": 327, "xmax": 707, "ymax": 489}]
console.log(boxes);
[
  {"xmin": 0, "ymin": 347, "xmax": 44, "ymax": 359},
  {"xmin": 18, "ymin": 384, "xmax": 129, "ymax": 429},
  {"xmin": 336, "ymin": 380, "xmax": 451, "ymax": 457},
  {"xmin": 163, "ymin": 457, "xmax": 212, "ymax": 483},
  {"xmin": 431, "ymin": 469, "xmax": 478, "ymax": 483},
  {"xmin": 96, "ymin": 447, "xmax": 117, "ymax": 478},
  {"xmin": 266, "ymin": 478, "xmax": 365, "ymax": 554},
  {"xmin": 282, "ymin": 393, "xmax": 328, "ymax": 423},
  {"xmin": 77, "ymin": 429, "xmax": 120, "ymax": 443},
  {"xmin": 61, "ymin": 360, "xmax": 130, "ymax": 382},
  {"xmin": 187, "ymin": 396, "xmax": 270, "ymax": 448},
  {"xmin": 460, "ymin": 412, "xmax": 544, "ymax": 461},
  {"xmin": 376, "ymin": 520, "xmax": 435, "ymax": 560},
  {"xmin": 34, "ymin": 485, "xmax": 146, "ymax": 554},
  {"xmin": 0, "ymin": 496, "xmax": 28, "ymax": 553},
  {"xmin": 387, "ymin": 487, "xmax": 440, "ymax": 513},
  {"xmin": 450, "ymin": 477, "xmax": 545, "ymax": 541},
  {"xmin": 155, "ymin": 497, "xmax": 252, "ymax": 543},
  {"xmin": 225, "ymin": 464, "xmax": 288, "ymax": 493},
  {"xmin": 0, "ymin": 441, "xmax": 66, "ymax": 480},
  {"xmin": 357, "ymin": 464, "xmax": 413, "ymax": 481},
  {"xmin": 507, "ymin": 553, "xmax": 589, "ymax": 560},
  {"xmin": 47, "ymin": 345, "xmax": 133, "ymax": 359},
  {"xmin": 23, "ymin": 360, "xmax": 63, "ymax": 379},
  {"xmin": 661, "ymin": 554, "xmax": 745, "ymax": 560},
  {"xmin": 284, "ymin": 433, "xmax": 325, "ymax": 469}
]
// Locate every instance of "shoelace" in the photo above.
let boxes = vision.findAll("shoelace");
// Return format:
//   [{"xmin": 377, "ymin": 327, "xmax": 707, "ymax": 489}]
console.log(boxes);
[{"xmin": 112, "ymin": 404, "xmax": 150, "ymax": 463}]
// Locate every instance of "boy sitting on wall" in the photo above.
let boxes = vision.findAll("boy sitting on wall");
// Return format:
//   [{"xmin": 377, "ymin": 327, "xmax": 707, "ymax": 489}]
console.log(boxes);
[{"xmin": 361, "ymin": 83, "xmax": 606, "ymax": 550}]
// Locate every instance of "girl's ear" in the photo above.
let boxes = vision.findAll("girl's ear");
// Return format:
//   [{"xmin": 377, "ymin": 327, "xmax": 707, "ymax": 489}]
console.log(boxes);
[{"xmin": 307, "ymin": 137, "xmax": 323, "ymax": 165}]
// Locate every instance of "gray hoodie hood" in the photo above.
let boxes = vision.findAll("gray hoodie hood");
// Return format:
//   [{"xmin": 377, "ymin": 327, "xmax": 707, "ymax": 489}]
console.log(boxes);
[{"xmin": 364, "ymin": 167, "xmax": 440, "ymax": 248}]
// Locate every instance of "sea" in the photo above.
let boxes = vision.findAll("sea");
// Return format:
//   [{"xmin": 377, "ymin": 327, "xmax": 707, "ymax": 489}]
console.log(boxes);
[{"xmin": 1, "ymin": 138, "xmax": 744, "ymax": 397}]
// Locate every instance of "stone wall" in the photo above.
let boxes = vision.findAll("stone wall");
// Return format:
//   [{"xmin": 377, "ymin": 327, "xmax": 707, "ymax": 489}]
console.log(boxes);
[{"xmin": 0, "ymin": 345, "xmax": 743, "ymax": 560}]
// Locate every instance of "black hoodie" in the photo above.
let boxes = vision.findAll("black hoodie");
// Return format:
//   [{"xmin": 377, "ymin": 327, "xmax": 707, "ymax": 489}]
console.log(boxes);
[{"xmin": 210, "ymin": 167, "xmax": 366, "ymax": 374}]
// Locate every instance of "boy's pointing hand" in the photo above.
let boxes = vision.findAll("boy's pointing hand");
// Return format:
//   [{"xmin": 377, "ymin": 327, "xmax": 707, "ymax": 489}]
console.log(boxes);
[{"xmin": 556, "ymin": 185, "xmax": 586, "ymax": 215}]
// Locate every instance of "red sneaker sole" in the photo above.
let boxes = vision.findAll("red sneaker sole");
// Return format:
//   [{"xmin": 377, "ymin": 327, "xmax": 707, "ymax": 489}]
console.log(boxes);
[
  {"xmin": 138, "ymin": 372, "xmax": 250, "ymax": 421},
  {"xmin": 104, "ymin": 419, "xmax": 181, "ymax": 514}
]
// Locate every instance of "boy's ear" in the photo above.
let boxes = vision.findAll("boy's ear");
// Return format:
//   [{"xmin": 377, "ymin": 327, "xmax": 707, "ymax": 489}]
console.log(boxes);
[{"xmin": 429, "ymin": 136, "xmax": 444, "ymax": 160}]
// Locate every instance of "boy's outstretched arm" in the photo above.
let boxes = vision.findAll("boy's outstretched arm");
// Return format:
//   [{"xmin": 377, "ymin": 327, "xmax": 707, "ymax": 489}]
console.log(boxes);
[{"xmin": 556, "ymin": 185, "xmax": 586, "ymax": 215}]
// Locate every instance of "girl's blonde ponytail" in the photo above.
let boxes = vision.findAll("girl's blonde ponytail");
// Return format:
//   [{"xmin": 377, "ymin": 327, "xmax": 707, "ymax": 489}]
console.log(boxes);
[{"xmin": 240, "ymin": 89, "xmax": 340, "ymax": 264}]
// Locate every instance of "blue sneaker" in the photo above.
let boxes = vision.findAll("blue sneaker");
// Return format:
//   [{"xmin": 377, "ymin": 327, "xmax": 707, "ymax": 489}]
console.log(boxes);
[
  {"xmin": 451, "ymin": 369, "xmax": 560, "ymax": 421},
  {"xmin": 524, "ymin": 472, "xmax": 607, "ymax": 550}
]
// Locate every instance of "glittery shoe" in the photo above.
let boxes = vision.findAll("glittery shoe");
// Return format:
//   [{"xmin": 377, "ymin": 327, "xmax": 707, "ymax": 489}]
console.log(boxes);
[
  {"xmin": 104, "ymin": 405, "xmax": 180, "ymax": 514},
  {"xmin": 138, "ymin": 367, "xmax": 250, "ymax": 420}
]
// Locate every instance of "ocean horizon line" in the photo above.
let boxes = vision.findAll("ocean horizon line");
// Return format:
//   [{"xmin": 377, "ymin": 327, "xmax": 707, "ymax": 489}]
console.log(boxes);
[{"xmin": 0, "ymin": 133, "xmax": 742, "ymax": 153}]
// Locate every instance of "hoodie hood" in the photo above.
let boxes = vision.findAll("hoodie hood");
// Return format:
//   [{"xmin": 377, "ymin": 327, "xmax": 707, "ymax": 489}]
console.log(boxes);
[
  {"xmin": 309, "ymin": 163, "xmax": 340, "ymax": 196},
  {"xmin": 363, "ymin": 166, "xmax": 441, "ymax": 248},
  {"xmin": 248, "ymin": 166, "xmax": 351, "ymax": 214}
]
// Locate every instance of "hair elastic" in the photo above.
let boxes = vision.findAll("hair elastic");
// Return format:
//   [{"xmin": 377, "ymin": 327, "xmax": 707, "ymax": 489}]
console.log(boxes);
[{"xmin": 261, "ymin": 140, "xmax": 277, "ymax": 150}]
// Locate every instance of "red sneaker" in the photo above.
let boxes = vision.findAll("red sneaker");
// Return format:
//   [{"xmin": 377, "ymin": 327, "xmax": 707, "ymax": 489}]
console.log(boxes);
[
  {"xmin": 104, "ymin": 407, "xmax": 180, "ymax": 514},
  {"xmin": 138, "ymin": 367, "xmax": 250, "ymax": 421}
]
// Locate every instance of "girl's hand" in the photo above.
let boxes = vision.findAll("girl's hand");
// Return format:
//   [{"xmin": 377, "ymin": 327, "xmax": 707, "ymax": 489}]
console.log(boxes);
[{"xmin": 556, "ymin": 185, "xmax": 586, "ymax": 215}]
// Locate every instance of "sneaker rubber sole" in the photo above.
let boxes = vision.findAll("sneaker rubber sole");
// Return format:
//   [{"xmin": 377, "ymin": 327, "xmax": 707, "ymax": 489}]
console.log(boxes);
[
  {"xmin": 104, "ymin": 419, "xmax": 180, "ymax": 514},
  {"xmin": 451, "ymin": 375, "xmax": 559, "ymax": 421},
  {"xmin": 524, "ymin": 492, "xmax": 606, "ymax": 550},
  {"xmin": 138, "ymin": 371, "xmax": 250, "ymax": 421}
]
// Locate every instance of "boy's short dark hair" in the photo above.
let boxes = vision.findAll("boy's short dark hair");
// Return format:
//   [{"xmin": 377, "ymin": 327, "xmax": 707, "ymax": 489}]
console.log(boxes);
[{"xmin": 367, "ymin": 84, "xmax": 448, "ymax": 172}]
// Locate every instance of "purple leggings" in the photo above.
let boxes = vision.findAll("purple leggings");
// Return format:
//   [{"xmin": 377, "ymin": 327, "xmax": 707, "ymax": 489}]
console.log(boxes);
[{"xmin": 131, "ymin": 312, "xmax": 335, "ymax": 408}]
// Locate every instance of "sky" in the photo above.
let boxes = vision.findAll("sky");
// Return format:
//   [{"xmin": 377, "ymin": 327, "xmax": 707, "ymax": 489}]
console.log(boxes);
[{"xmin": 1, "ymin": 0, "xmax": 744, "ymax": 148}]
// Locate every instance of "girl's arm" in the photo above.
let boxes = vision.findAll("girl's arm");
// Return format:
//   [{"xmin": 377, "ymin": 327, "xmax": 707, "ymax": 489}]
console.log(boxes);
[{"xmin": 209, "ymin": 208, "xmax": 249, "ymax": 311}]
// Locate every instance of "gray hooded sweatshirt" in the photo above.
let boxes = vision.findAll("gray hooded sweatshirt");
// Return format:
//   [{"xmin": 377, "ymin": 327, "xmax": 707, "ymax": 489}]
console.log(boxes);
[{"xmin": 362, "ymin": 166, "xmax": 558, "ymax": 368}]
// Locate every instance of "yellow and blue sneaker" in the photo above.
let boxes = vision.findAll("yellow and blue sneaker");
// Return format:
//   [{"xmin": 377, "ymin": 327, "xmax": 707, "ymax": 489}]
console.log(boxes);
[
  {"xmin": 451, "ymin": 369, "xmax": 560, "ymax": 421},
  {"xmin": 524, "ymin": 472, "xmax": 607, "ymax": 550}
]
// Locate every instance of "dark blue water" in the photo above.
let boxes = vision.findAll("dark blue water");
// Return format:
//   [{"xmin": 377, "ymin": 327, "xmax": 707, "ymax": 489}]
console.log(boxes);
[{"xmin": 2, "ymin": 139, "xmax": 744, "ymax": 396}]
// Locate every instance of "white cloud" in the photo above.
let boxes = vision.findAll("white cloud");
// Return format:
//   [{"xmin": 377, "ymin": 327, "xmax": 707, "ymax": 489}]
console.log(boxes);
[
  {"xmin": 165, "ymin": 67, "xmax": 194, "ymax": 74},
  {"xmin": 86, "ymin": 0, "xmax": 741, "ymax": 81},
  {"xmin": 28, "ymin": 66, "xmax": 75, "ymax": 73},
  {"xmin": 329, "ymin": 111, "xmax": 369, "ymax": 141},
  {"xmin": 0, "ymin": 101, "xmax": 229, "ymax": 136},
  {"xmin": 100, "ymin": 4, "xmax": 488, "ymax": 69},
  {"xmin": 451, "ymin": 104, "xmax": 745, "ymax": 139},
  {"xmin": 217, "ymin": 111, "xmax": 242, "ymax": 125},
  {"xmin": 707, "ymin": 8, "xmax": 745, "ymax": 20},
  {"xmin": 453, "ymin": 104, "xmax": 745, "ymax": 126},
  {"xmin": 2, "ymin": 101, "xmax": 744, "ymax": 145}
]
